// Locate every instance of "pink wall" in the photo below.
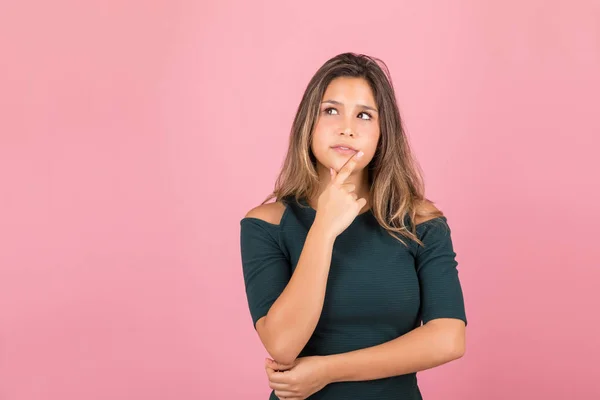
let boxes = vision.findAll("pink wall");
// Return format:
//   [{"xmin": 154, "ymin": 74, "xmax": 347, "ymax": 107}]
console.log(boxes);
[{"xmin": 1, "ymin": 0, "xmax": 599, "ymax": 399}]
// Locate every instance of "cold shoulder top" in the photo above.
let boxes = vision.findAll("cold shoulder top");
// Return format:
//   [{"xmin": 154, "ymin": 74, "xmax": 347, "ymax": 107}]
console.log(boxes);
[{"xmin": 239, "ymin": 195, "xmax": 467, "ymax": 400}]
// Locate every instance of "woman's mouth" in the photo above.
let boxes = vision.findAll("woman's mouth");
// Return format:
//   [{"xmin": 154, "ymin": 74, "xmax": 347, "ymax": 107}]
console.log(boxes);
[{"xmin": 331, "ymin": 146, "xmax": 358, "ymax": 155}]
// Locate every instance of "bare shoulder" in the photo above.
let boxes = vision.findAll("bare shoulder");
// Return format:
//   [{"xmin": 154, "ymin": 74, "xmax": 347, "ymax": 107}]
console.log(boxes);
[
  {"xmin": 414, "ymin": 199, "xmax": 444, "ymax": 225},
  {"xmin": 244, "ymin": 200, "xmax": 287, "ymax": 225}
]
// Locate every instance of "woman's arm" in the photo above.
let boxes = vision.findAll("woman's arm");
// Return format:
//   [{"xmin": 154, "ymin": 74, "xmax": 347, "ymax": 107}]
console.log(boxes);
[
  {"xmin": 324, "ymin": 213, "xmax": 468, "ymax": 382},
  {"xmin": 247, "ymin": 209, "xmax": 336, "ymax": 365},
  {"xmin": 244, "ymin": 153, "xmax": 367, "ymax": 365},
  {"xmin": 324, "ymin": 318, "xmax": 465, "ymax": 382}
]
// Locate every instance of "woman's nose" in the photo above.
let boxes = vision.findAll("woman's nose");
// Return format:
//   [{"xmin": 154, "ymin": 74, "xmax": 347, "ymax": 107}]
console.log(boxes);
[{"xmin": 340, "ymin": 127, "xmax": 354, "ymax": 137}]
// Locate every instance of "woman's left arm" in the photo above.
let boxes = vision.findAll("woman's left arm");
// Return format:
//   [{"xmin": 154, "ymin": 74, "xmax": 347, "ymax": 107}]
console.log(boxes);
[
  {"xmin": 323, "ymin": 317, "xmax": 465, "ymax": 382},
  {"xmin": 326, "ymin": 214, "xmax": 468, "ymax": 381},
  {"xmin": 266, "ymin": 215, "xmax": 468, "ymax": 393},
  {"xmin": 265, "ymin": 318, "xmax": 465, "ymax": 395}
]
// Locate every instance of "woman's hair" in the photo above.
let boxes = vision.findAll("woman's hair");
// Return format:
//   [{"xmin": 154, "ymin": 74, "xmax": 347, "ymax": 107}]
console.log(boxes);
[{"xmin": 262, "ymin": 52, "xmax": 443, "ymax": 247}]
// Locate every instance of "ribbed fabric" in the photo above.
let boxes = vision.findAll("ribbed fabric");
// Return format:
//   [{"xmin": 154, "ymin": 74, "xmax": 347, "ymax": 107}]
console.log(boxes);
[{"xmin": 240, "ymin": 195, "xmax": 467, "ymax": 400}]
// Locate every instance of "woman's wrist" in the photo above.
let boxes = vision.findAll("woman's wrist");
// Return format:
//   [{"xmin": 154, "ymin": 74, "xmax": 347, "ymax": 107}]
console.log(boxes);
[
  {"xmin": 320, "ymin": 354, "xmax": 340, "ymax": 384},
  {"xmin": 309, "ymin": 219, "xmax": 337, "ymax": 244}
]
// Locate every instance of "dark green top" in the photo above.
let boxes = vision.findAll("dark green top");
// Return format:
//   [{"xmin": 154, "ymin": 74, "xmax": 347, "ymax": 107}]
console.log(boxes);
[{"xmin": 239, "ymin": 195, "xmax": 467, "ymax": 400}]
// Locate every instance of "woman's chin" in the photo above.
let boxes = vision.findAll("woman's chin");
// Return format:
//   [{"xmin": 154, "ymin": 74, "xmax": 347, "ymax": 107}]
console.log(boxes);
[{"xmin": 318, "ymin": 158, "xmax": 359, "ymax": 174}]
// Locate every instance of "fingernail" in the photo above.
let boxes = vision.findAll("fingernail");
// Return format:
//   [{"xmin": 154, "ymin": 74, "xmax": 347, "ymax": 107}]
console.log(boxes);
[{"xmin": 356, "ymin": 151, "xmax": 364, "ymax": 158}]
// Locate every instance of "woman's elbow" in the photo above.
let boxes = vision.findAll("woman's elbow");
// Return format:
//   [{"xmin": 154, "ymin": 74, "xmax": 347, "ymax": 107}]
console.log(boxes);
[
  {"xmin": 427, "ymin": 318, "xmax": 466, "ymax": 360},
  {"xmin": 257, "ymin": 317, "xmax": 300, "ymax": 365},
  {"xmin": 268, "ymin": 338, "xmax": 300, "ymax": 365},
  {"xmin": 448, "ymin": 328, "xmax": 466, "ymax": 359}
]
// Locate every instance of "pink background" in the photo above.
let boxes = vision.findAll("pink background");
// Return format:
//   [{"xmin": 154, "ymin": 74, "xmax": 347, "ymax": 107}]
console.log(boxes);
[{"xmin": 1, "ymin": 0, "xmax": 599, "ymax": 399}]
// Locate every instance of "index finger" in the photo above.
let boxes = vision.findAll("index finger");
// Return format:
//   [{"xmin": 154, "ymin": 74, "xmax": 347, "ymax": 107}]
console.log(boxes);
[{"xmin": 334, "ymin": 150, "xmax": 364, "ymax": 185}]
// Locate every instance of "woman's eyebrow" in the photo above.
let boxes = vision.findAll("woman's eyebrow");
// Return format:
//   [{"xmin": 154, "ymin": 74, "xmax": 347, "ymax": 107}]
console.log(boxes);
[{"xmin": 321, "ymin": 99, "xmax": 378, "ymax": 113}]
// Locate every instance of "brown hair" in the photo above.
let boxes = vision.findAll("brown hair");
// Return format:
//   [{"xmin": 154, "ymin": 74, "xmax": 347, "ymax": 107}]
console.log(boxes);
[{"xmin": 262, "ymin": 52, "xmax": 443, "ymax": 247}]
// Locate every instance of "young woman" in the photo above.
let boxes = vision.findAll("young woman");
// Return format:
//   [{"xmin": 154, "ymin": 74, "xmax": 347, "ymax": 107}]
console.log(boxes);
[{"xmin": 239, "ymin": 52, "xmax": 467, "ymax": 400}]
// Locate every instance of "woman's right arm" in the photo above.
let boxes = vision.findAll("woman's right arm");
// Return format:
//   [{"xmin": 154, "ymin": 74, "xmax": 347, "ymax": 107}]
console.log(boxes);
[
  {"xmin": 242, "ymin": 151, "xmax": 365, "ymax": 365},
  {"xmin": 244, "ymin": 206, "xmax": 336, "ymax": 366}
]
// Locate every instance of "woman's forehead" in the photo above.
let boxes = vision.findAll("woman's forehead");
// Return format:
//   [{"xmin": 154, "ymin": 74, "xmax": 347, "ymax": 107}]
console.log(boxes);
[{"xmin": 322, "ymin": 77, "xmax": 376, "ymax": 107}]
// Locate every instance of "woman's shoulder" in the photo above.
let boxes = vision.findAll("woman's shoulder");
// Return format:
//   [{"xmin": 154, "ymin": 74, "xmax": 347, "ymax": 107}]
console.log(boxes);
[
  {"xmin": 414, "ymin": 199, "xmax": 446, "ymax": 226},
  {"xmin": 242, "ymin": 200, "xmax": 287, "ymax": 226}
]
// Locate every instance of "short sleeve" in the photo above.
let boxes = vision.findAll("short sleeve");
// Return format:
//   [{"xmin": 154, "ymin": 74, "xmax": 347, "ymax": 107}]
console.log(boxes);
[
  {"xmin": 415, "ymin": 217, "xmax": 467, "ymax": 326},
  {"xmin": 240, "ymin": 219, "xmax": 292, "ymax": 329}
]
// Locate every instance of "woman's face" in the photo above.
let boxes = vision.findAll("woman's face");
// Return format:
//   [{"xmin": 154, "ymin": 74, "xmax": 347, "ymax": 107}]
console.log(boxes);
[{"xmin": 311, "ymin": 77, "xmax": 380, "ymax": 175}]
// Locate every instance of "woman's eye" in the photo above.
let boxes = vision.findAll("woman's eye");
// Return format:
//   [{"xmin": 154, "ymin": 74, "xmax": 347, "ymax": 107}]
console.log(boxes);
[{"xmin": 324, "ymin": 107, "xmax": 372, "ymax": 120}]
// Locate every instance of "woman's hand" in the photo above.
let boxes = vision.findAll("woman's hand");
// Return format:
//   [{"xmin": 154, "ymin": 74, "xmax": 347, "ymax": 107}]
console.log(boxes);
[
  {"xmin": 264, "ymin": 356, "xmax": 330, "ymax": 400},
  {"xmin": 313, "ymin": 150, "xmax": 367, "ymax": 238}
]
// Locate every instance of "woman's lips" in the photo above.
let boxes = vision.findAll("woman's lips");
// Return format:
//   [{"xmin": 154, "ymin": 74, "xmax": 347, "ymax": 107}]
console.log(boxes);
[{"xmin": 331, "ymin": 146, "xmax": 358, "ymax": 155}]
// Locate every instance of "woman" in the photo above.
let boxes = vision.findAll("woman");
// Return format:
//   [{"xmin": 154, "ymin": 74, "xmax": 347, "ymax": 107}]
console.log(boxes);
[{"xmin": 239, "ymin": 52, "xmax": 467, "ymax": 400}]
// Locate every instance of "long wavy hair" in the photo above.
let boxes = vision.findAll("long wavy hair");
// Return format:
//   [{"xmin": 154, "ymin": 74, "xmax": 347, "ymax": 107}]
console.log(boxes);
[{"xmin": 262, "ymin": 52, "xmax": 443, "ymax": 247}]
